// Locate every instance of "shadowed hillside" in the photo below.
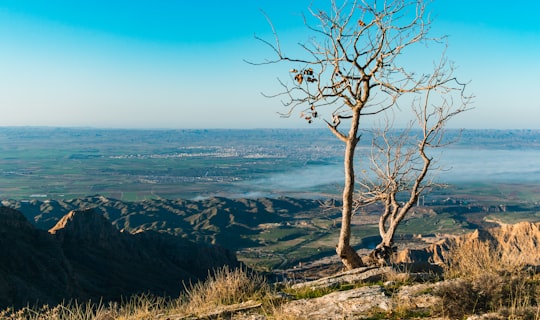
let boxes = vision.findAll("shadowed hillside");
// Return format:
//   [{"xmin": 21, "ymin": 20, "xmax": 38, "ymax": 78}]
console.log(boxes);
[
  {"xmin": 0, "ymin": 207, "xmax": 75, "ymax": 309},
  {"xmin": 0, "ymin": 207, "xmax": 239, "ymax": 310}
]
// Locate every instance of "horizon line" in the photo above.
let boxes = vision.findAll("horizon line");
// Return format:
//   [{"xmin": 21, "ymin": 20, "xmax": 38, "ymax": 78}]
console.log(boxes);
[{"xmin": 1, "ymin": 125, "xmax": 539, "ymax": 131}]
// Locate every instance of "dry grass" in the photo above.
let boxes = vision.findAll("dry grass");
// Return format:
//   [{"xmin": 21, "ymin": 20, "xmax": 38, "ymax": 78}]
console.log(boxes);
[
  {"xmin": 384, "ymin": 266, "xmax": 413, "ymax": 284},
  {"xmin": 0, "ymin": 295, "xmax": 172, "ymax": 320},
  {"xmin": 0, "ymin": 301, "xmax": 113, "ymax": 320},
  {"xmin": 443, "ymin": 237, "xmax": 527, "ymax": 279},
  {"xmin": 2, "ymin": 254, "xmax": 538, "ymax": 319},
  {"xmin": 0, "ymin": 266, "xmax": 272, "ymax": 320},
  {"xmin": 180, "ymin": 265, "xmax": 271, "ymax": 316},
  {"xmin": 436, "ymin": 238, "xmax": 540, "ymax": 319}
]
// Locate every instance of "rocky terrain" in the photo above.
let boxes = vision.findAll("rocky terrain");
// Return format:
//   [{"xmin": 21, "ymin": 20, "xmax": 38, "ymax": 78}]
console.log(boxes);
[
  {"xmin": 3, "ymin": 196, "xmax": 330, "ymax": 270},
  {"xmin": 276, "ymin": 221, "xmax": 540, "ymax": 320},
  {"xmin": 2, "ymin": 194, "xmax": 540, "ymax": 317},
  {"xmin": 6, "ymin": 193, "xmax": 538, "ymax": 272},
  {"xmin": 393, "ymin": 220, "xmax": 540, "ymax": 267},
  {"xmin": 173, "ymin": 221, "xmax": 540, "ymax": 320},
  {"xmin": 2, "ymin": 196, "xmax": 323, "ymax": 249},
  {"xmin": 0, "ymin": 206, "xmax": 239, "ymax": 310}
]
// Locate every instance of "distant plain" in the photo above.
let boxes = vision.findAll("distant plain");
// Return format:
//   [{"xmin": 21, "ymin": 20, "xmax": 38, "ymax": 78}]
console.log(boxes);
[{"xmin": 1, "ymin": 127, "xmax": 539, "ymax": 201}]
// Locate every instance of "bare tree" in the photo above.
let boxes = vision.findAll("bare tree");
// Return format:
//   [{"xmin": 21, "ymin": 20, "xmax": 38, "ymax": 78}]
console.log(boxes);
[
  {"xmin": 254, "ymin": 0, "xmax": 472, "ymax": 269},
  {"xmin": 356, "ymin": 67, "xmax": 471, "ymax": 265}
]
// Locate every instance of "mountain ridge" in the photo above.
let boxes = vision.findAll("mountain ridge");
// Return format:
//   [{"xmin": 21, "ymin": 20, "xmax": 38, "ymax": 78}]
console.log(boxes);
[
  {"xmin": 3, "ymin": 196, "xmax": 325, "ymax": 250},
  {"xmin": 0, "ymin": 206, "xmax": 239, "ymax": 309}
]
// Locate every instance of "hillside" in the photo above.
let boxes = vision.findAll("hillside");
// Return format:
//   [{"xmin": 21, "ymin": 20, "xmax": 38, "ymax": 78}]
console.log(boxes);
[
  {"xmin": 5, "ymin": 196, "xmax": 322, "ymax": 245},
  {"xmin": 0, "ymin": 207, "xmax": 74, "ymax": 309},
  {"xmin": 4, "ymin": 192, "xmax": 540, "ymax": 272},
  {"xmin": 3, "ymin": 219, "xmax": 540, "ymax": 319},
  {"xmin": 0, "ymin": 207, "xmax": 239, "ymax": 310},
  {"xmin": 6, "ymin": 191, "xmax": 540, "ymax": 270},
  {"xmin": 3, "ymin": 196, "xmax": 329, "ymax": 269}
]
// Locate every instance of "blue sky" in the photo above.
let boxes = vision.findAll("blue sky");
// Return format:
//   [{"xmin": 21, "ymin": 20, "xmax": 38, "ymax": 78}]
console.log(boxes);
[{"xmin": 0, "ymin": 1, "xmax": 539, "ymax": 129}]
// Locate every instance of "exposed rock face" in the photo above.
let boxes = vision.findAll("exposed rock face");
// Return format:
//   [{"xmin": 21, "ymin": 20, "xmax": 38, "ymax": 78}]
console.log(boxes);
[
  {"xmin": 49, "ymin": 208, "xmax": 119, "ymax": 243},
  {"xmin": 393, "ymin": 240, "xmax": 449, "ymax": 265},
  {"xmin": 0, "ymin": 207, "xmax": 239, "ymax": 310},
  {"xmin": 394, "ymin": 221, "xmax": 540, "ymax": 267},
  {"xmin": 488, "ymin": 221, "xmax": 540, "ymax": 265}
]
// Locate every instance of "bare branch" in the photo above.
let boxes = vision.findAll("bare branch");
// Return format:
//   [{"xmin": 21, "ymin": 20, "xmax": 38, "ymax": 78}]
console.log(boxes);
[{"xmin": 255, "ymin": 0, "xmax": 473, "ymax": 269}]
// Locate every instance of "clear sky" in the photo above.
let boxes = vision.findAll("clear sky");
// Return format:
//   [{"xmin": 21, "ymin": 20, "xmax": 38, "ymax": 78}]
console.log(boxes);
[{"xmin": 0, "ymin": 0, "xmax": 539, "ymax": 129}]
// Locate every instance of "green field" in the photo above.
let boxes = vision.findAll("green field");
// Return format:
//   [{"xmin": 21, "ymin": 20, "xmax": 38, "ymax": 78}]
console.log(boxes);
[{"xmin": 0, "ymin": 128, "xmax": 340, "ymax": 200}]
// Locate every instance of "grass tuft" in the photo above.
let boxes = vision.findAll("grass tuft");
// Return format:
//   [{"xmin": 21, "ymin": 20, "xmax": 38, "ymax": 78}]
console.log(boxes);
[{"xmin": 180, "ymin": 265, "xmax": 271, "ymax": 316}]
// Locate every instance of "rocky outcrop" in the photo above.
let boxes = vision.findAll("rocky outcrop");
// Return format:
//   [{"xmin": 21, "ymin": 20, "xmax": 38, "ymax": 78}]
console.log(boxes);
[
  {"xmin": 393, "ymin": 239, "xmax": 449, "ymax": 265},
  {"xmin": 279, "ymin": 267, "xmax": 442, "ymax": 320},
  {"xmin": 281, "ymin": 285, "xmax": 391, "ymax": 320},
  {"xmin": 49, "ymin": 208, "xmax": 119, "ymax": 243},
  {"xmin": 394, "ymin": 221, "xmax": 540, "ymax": 267},
  {"xmin": 291, "ymin": 266, "xmax": 393, "ymax": 291},
  {"xmin": 0, "ymin": 207, "xmax": 239, "ymax": 310},
  {"xmin": 488, "ymin": 221, "xmax": 540, "ymax": 265}
]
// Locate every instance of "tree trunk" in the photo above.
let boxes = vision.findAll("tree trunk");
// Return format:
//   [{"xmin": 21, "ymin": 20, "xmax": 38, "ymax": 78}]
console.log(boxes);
[
  {"xmin": 377, "ymin": 199, "xmax": 419, "ymax": 263},
  {"xmin": 335, "ymin": 111, "xmax": 364, "ymax": 270},
  {"xmin": 379, "ymin": 216, "xmax": 397, "ymax": 249},
  {"xmin": 380, "ymin": 231, "xmax": 394, "ymax": 249},
  {"xmin": 367, "ymin": 232, "xmax": 395, "ymax": 266}
]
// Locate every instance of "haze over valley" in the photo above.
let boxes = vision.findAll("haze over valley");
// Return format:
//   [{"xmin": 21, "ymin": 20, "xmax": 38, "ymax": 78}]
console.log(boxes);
[{"xmin": 1, "ymin": 127, "xmax": 539, "ymax": 201}]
